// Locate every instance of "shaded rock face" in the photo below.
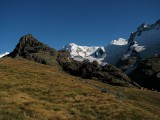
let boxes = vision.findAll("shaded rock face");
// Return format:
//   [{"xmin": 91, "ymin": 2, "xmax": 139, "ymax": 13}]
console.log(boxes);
[
  {"xmin": 130, "ymin": 55, "xmax": 160, "ymax": 91},
  {"xmin": 8, "ymin": 34, "xmax": 57, "ymax": 65},
  {"xmin": 117, "ymin": 53, "xmax": 141, "ymax": 72}
]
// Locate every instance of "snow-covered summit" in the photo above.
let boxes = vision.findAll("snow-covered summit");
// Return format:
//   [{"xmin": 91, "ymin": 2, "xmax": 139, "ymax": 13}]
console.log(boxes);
[
  {"xmin": 0, "ymin": 52, "xmax": 9, "ymax": 58},
  {"xmin": 64, "ymin": 43, "xmax": 106, "ymax": 64},
  {"xmin": 64, "ymin": 43, "xmax": 103, "ymax": 57},
  {"xmin": 111, "ymin": 38, "xmax": 128, "ymax": 45},
  {"xmin": 64, "ymin": 38, "xmax": 128, "ymax": 65}
]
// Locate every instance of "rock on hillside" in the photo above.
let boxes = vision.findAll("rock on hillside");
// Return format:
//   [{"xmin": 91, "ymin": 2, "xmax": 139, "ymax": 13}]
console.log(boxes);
[
  {"xmin": 57, "ymin": 53, "xmax": 139, "ymax": 88},
  {"xmin": 7, "ymin": 34, "xmax": 57, "ymax": 65}
]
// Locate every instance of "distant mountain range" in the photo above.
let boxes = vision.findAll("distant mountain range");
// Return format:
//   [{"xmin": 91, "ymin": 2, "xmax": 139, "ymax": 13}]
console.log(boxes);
[
  {"xmin": 0, "ymin": 19, "xmax": 160, "ymax": 91},
  {"xmin": 1, "ymin": 20, "xmax": 160, "ymax": 66},
  {"xmin": 64, "ymin": 38, "xmax": 128, "ymax": 65},
  {"xmin": 64, "ymin": 19, "xmax": 160, "ymax": 73}
]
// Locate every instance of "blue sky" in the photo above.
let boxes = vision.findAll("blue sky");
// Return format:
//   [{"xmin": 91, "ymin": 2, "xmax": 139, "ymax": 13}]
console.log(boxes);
[{"xmin": 0, "ymin": 0, "xmax": 160, "ymax": 53}]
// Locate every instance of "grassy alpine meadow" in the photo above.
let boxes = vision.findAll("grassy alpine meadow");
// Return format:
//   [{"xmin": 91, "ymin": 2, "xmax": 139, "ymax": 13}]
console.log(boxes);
[{"xmin": 0, "ymin": 58, "xmax": 160, "ymax": 120}]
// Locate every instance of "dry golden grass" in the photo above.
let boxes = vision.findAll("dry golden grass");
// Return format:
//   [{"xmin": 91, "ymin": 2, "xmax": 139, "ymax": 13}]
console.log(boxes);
[{"xmin": 0, "ymin": 58, "xmax": 160, "ymax": 120}]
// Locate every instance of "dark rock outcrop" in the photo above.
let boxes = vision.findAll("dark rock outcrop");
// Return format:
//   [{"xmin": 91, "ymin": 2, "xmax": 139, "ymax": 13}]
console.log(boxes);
[
  {"xmin": 57, "ymin": 53, "xmax": 138, "ymax": 87},
  {"xmin": 130, "ymin": 54, "xmax": 160, "ymax": 91},
  {"xmin": 57, "ymin": 50, "xmax": 71, "ymax": 66},
  {"xmin": 7, "ymin": 34, "xmax": 57, "ymax": 65}
]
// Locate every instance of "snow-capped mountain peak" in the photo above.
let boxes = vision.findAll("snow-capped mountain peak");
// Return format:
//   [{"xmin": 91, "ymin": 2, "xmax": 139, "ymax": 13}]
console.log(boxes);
[
  {"xmin": 0, "ymin": 52, "xmax": 9, "ymax": 58},
  {"xmin": 111, "ymin": 38, "xmax": 128, "ymax": 45},
  {"xmin": 64, "ymin": 43, "xmax": 106, "ymax": 64},
  {"xmin": 64, "ymin": 43, "xmax": 104, "ymax": 57},
  {"xmin": 64, "ymin": 38, "xmax": 128, "ymax": 65},
  {"xmin": 65, "ymin": 43, "xmax": 77, "ymax": 49}
]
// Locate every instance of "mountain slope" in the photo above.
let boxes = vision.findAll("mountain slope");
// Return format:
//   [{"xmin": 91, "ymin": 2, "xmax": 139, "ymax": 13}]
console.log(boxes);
[
  {"xmin": 105, "ymin": 38, "xmax": 128, "ymax": 65},
  {"xmin": 118, "ymin": 19, "xmax": 160, "ymax": 72},
  {"xmin": 128, "ymin": 20, "xmax": 160, "ymax": 59},
  {"xmin": 0, "ymin": 57, "xmax": 160, "ymax": 120}
]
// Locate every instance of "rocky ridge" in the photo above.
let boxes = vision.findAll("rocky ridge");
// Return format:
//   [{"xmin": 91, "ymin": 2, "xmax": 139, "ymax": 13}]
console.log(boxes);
[{"xmin": 7, "ymin": 34, "xmax": 57, "ymax": 65}]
